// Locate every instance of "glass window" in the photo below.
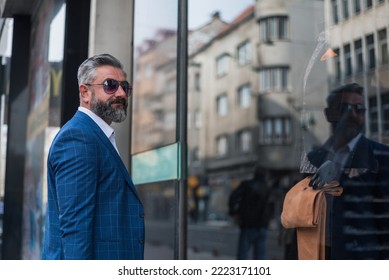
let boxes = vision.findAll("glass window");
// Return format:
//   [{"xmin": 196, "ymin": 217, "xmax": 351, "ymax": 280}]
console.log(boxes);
[
  {"xmin": 259, "ymin": 16, "xmax": 289, "ymax": 42},
  {"xmin": 194, "ymin": 109, "xmax": 201, "ymax": 128},
  {"xmin": 354, "ymin": 39, "xmax": 364, "ymax": 73},
  {"xmin": 333, "ymin": 48, "xmax": 341, "ymax": 80},
  {"xmin": 192, "ymin": 147, "xmax": 199, "ymax": 162},
  {"xmin": 344, "ymin": 43, "xmax": 352, "ymax": 76},
  {"xmin": 194, "ymin": 72, "xmax": 201, "ymax": 92},
  {"xmin": 237, "ymin": 130, "xmax": 252, "ymax": 152},
  {"xmin": 354, "ymin": 0, "xmax": 361, "ymax": 14},
  {"xmin": 369, "ymin": 96, "xmax": 378, "ymax": 133},
  {"xmin": 382, "ymin": 94, "xmax": 389, "ymax": 132},
  {"xmin": 237, "ymin": 41, "xmax": 251, "ymax": 65},
  {"xmin": 216, "ymin": 135, "xmax": 228, "ymax": 156},
  {"xmin": 365, "ymin": 0, "xmax": 373, "ymax": 9},
  {"xmin": 237, "ymin": 84, "xmax": 251, "ymax": 108},
  {"xmin": 332, "ymin": 0, "xmax": 339, "ymax": 24},
  {"xmin": 216, "ymin": 54, "xmax": 229, "ymax": 77},
  {"xmin": 216, "ymin": 94, "xmax": 228, "ymax": 116},
  {"xmin": 130, "ymin": 0, "xmax": 389, "ymax": 261},
  {"xmin": 378, "ymin": 28, "xmax": 388, "ymax": 65},
  {"xmin": 259, "ymin": 117, "xmax": 291, "ymax": 144},
  {"xmin": 259, "ymin": 67, "xmax": 289, "ymax": 92},
  {"xmin": 366, "ymin": 34, "xmax": 376, "ymax": 69},
  {"xmin": 342, "ymin": 0, "xmax": 349, "ymax": 20}
]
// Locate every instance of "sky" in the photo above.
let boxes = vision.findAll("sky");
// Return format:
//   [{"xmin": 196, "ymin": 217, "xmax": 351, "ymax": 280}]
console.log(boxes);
[
  {"xmin": 188, "ymin": 0, "xmax": 255, "ymax": 29},
  {"xmin": 135, "ymin": 0, "xmax": 255, "ymax": 47}
]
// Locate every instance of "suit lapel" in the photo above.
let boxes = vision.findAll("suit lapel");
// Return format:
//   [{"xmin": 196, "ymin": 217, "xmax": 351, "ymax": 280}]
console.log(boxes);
[{"xmin": 74, "ymin": 111, "xmax": 141, "ymax": 201}]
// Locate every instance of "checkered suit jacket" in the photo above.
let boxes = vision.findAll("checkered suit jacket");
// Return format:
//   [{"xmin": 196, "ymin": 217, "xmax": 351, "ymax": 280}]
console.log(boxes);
[{"xmin": 42, "ymin": 111, "xmax": 145, "ymax": 260}]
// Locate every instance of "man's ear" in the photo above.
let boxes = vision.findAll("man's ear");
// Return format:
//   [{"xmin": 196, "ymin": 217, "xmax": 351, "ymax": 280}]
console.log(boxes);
[
  {"xmin": 79, "ymin": 84, "xmax": 91, "ymax": 104},
  {"xmin": 324, "ymin": 107, "xmax": 338, "ymax": 123}
]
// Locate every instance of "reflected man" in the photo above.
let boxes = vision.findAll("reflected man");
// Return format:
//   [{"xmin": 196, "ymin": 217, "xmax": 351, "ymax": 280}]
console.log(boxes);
[{"xmin": 301, "ymin": 83, "xmax": 389, "ymax": 259}]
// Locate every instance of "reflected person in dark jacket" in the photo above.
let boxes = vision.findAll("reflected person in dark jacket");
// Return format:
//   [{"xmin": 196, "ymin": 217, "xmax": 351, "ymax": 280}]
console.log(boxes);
[
  {"xmin": 229, "ymin": 167, "xmax": 275, "ymax": 259},
  {"xmin": 301, "ymin": 83, "xmax": 389, "ymax": 259}
]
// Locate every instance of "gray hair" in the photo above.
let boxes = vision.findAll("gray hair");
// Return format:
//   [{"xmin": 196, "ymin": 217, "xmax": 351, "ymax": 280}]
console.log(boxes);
[{"xmin": 77, "ymin": 53, "xmax": 127, "ymax": 85}]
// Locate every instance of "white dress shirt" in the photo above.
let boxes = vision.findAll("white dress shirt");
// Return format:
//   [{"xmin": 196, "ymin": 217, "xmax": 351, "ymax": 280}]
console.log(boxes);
[{"xmin": 78, "ymin": 107, "xmax": 120, "ymax": 155}]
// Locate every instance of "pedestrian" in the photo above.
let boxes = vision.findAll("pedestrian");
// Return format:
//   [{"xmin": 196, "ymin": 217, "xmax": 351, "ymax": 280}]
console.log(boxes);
[
  {"xmin": 42, "ymin": 53, "xmax": 145, "ymax": 260},
  {"xmin": 301, "ymin": 82, "xmax": 389, "ymax": 259},
  {"xmin": 228, "ymin": 167, "xmax": 275, "ymax": 259}
]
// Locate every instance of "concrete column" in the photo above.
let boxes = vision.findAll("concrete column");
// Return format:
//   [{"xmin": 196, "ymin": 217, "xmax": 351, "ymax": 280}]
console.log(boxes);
[{"xmin": 89, "ymin": 0, "xmax": 135, "ymax": 170}]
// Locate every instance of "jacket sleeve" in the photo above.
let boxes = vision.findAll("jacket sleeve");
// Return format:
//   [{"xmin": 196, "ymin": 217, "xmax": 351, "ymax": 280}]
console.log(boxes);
[{"xmin": 49, "ymin": 127, "xmax": 99, "ymax": 259}]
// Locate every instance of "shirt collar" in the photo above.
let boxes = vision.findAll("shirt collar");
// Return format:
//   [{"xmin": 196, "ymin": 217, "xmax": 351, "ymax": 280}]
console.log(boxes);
[
  {"xmin": 324, "ymin": 132, "xmax": 363, "ymax": 153},
  {"xmin": 78, "ymin": 106, "xmax": 114, "ymax": 139}
]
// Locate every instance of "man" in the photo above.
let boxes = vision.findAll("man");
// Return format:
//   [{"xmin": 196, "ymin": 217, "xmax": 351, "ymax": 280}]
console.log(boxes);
[
  {"xmin": 42, "ymin": 54, "xmax": 145, "ymax": 260},
  {"xmin": 228, "ymin": 167, "xmax": 275, "ymax": 259},
  {"xmin": 301, "ymin": 83, "xmax": 389, "ymax": 259}
]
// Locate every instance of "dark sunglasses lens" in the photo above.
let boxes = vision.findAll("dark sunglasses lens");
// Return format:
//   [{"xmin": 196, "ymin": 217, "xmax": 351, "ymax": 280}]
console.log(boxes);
[
  {"xmin": 103, "ymin": 79, "xmax": 119, "ymax": 94},
  {"xmin": 355, "ymin": 105, "xmax": 366, "ymax": 114},
  {"xmin": 340, "ymin": 103, "xmax": 365, "ymax": 114},
  {"xmin": 121, "ymin": 81, "xmax": 132, "ymax": 96}
]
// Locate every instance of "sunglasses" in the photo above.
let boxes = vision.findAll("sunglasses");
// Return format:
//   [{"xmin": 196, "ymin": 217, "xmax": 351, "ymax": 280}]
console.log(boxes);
[
  {"xmin": 339, "ymin": 103, "xmax": 366, "ymax": 115},
  {"xmin": 86, "ymin": 78, "xmax": 132, "ymax": 96}
]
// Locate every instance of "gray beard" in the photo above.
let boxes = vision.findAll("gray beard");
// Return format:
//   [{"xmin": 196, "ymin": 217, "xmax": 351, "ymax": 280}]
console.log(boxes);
[{"xmin": 90, "ymin": 93, "xmax": 127, "ymax": 123}]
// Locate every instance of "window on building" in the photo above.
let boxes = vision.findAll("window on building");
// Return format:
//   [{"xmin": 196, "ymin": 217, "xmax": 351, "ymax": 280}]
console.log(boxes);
[
  {"xmin": 333, "ymin": 48, "xmax": 341, "ymax": 80},
  {"xmin": 259, "ymin": 16, "xmax": 289, "ymax": 42},
  {"xmin": 354, "ymin": 0, "xmax": 361, "ymax": 14},
  {"xmin": 259, "ymin": 117, "xmax": 291, "ymax": 144},
  {"xmin": 237, "ymin": 41, "xmax": 251, "ymax": 66},
  {"xmin": 216, "ymin": 135, "xmax": 228, "ymax": 156},
  {"xmin": 342, "ymin": 0, "xmax": 349, "ymax": 20},
  {"xmin": 216, "ymin": 53, "xmax": 229, "ymax": 77},
  {"xmin": 369, "ymin": 96, "xmax": 378, "ymax": 134},
  {"xmin": 237, "ymin": 84, "xmax": 251, "ymax": 108},
  {"xmin": 365, "ymin": 0, "xmax": 373, "ymax": 9},
  {"xmin": 331, "ymin": 0, "xmax": 339, "ymax": 24},
  {"xmin": 194, "ymin": 109, "xmax": 201, "ymax": 128},
  {"xmin": 354, "ymin": 39, "xmax": 364, "ymax": 73},
  {"xmin": 216, "ymin": 94, "xmax": 228, "ymax": 116},
  {"xmin": 366, "ymin": 34, "xmax": 376, "ymax": 69},
  {"xmin": 378, "ymin": 0, "xmax": 385, "ymax": 4},
  {"xmin": 194, "ymin": 72, "xmax": 201, "ymax": 92},
  {"xmin": 344, "ymin": 43, "xmax": 352, "ymax": 76},
  {"xmin": 192, "ymin": 147, "xmax": 200, "ymax": 163},
  {"xmin": 378, "ymin": 28, "xmax": 388, "ymax": 65},
  {"xmin": 382, "ymin": 94, "xmax": 389, "ymax": 132},
  {"xmin": 259, "ymin": 66, "xmax": 289, "ymax": 93},
  {"xmin": 237, "ymin": 130, "xmax": 252, "ymax": 153}
]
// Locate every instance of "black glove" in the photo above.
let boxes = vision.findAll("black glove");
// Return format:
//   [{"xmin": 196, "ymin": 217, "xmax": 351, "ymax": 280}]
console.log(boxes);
[{"xmin": 309, "ymin": 160, "xmax": 341, "ymax": 189}]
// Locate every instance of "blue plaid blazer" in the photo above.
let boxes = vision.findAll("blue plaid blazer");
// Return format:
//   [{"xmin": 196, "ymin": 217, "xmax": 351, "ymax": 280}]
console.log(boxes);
[{"xmin": 42, "ymin": 111, "xmax": 145, "ymax": 260}]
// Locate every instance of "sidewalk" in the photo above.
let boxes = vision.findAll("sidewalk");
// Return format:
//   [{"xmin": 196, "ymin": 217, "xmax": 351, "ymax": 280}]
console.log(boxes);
[
  {"xmin": 145, "ymin": 242, "xmax": 234, "ymax": 260},
  {"xmin": 144, "ymin": 221, "xmax": 284, "ymax": 260}
]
